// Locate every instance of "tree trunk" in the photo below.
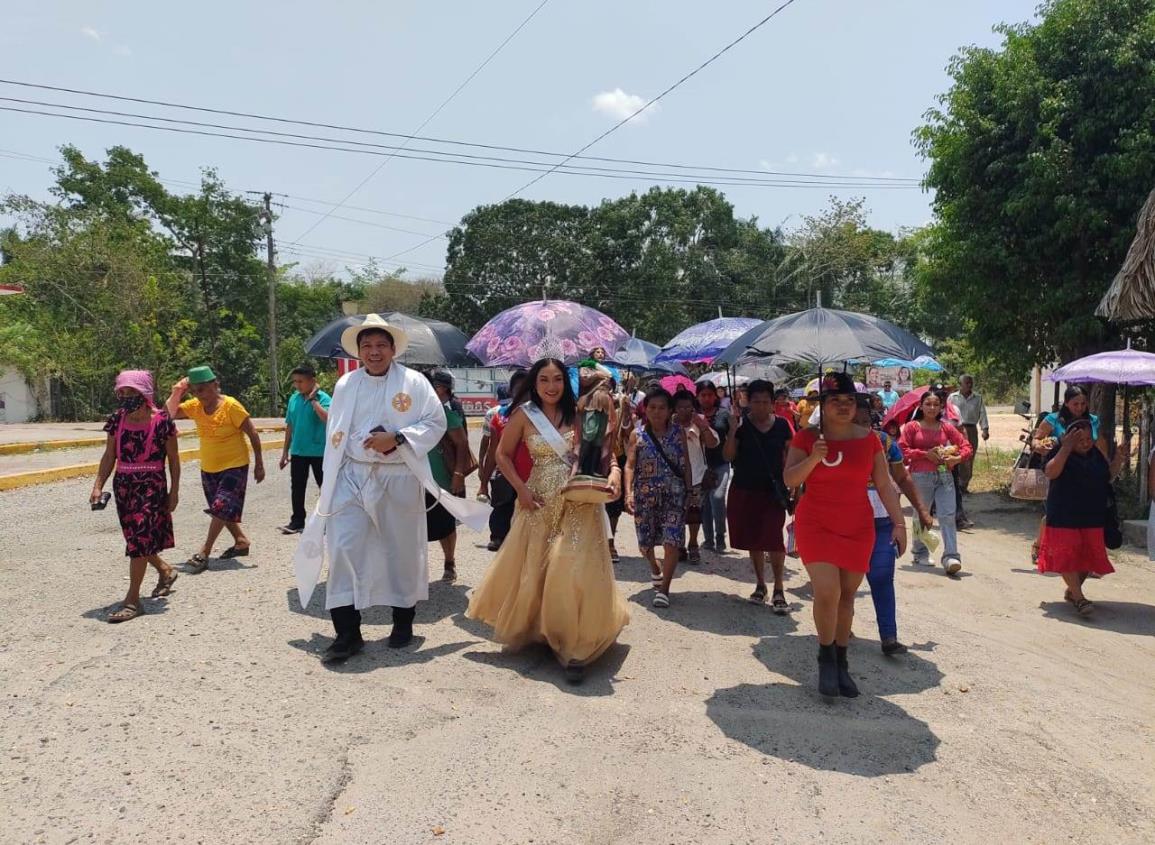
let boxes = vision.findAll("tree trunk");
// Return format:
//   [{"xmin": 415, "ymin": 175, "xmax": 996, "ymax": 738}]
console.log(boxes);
[{"xmin": 1090, "ymin": 383, "xmax": 1117, "ymax": 444}]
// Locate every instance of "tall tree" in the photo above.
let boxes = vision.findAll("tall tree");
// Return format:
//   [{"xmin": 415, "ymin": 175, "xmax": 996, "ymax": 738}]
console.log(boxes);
[{"xmin": 916, "ymin": 0, "xmax": 1155, "ymax": 374}]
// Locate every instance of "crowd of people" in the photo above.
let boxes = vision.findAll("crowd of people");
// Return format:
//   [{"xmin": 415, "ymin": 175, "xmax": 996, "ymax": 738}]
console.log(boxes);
[{"xmin": 87, "ymin": 314, "xmax": 1133, "ymax": 696}]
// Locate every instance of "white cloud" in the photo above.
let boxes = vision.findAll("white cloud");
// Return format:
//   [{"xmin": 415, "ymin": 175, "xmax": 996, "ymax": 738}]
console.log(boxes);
[
  {"xmin": 852, "ymin": 167, "xmax": 896, "ymax": 179},
  {"xmin": 113, "ymin": 44, "xmax": 132, "ymax": 56},
  {"xmin": 80, "ymin": 25, "xmax": 102, "ymax": 41},
  {"xmin": 811, "ymin": 152, "xmax": 841, "ymax": 170},
  {"xmin": 591, "ymin": 88, "xmax": 657, "ymax": 123},
  {"xmin": 785, "ymin": 153, "xmax": 799, "ymax": 165}
]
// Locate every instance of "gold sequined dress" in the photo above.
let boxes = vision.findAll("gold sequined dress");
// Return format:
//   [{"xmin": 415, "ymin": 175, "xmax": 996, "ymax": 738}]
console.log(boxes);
[{"xmin": 466, "ymin": 431, "xmax": 629, "ymax": 666}]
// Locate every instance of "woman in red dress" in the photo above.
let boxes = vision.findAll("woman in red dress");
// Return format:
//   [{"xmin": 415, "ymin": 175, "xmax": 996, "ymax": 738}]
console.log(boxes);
[{"xmin": 785, "ymin": 373, "xmax": 907, "ymax": 699}]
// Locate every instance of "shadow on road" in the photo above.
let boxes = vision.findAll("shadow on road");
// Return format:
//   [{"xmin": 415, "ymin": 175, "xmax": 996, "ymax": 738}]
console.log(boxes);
[
  {"xmin": 1039, "ymin": 600, "xmax": 1155, "ymax": 636},
  {"xmin": 462, "ymin": 642, "xmax": 631, "ymax": 697},
  {"xmin": 626, "ymin": 587, "xmax": 800, "ymax": 637},
  {"xmin": 705, "ymin": 637, "xmax": 942, "ymax": 776},
  {"xmin": 286, "ymin": 633, "xmax": 475, "ymax": 672},
  {"xmin": 81, "ymin": 596, "xmax": 172, "ymax": 621}
]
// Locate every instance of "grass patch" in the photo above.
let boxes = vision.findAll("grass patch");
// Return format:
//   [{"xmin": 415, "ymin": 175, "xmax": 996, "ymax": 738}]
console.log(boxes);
[{"xmin": 967, "ymin": 446, "xmax": 1022, "ymax": 495}]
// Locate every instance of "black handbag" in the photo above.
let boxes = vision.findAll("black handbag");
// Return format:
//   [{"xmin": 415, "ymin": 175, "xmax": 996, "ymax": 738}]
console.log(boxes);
[{"xmin": 747, "ymin": 420, "xmax": 795, "ymax": 513}]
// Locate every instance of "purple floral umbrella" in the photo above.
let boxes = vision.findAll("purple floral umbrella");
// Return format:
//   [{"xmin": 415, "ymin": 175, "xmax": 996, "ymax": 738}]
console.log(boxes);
[
  {"xmin": 1047, "ymin": 344, "xmax": 1155, "ymax": 386},
  {"xmin": 466, "ymin": 299, "xmax": 629, "ymax": 367},
  {"xmin": 653, "ymin": 317, "xmax": 764, "ymax": 367}
]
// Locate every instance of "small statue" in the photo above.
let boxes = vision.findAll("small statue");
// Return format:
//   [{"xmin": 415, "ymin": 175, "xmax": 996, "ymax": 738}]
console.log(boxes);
[{"xmin": 576, "ymin": 379, "xmax": 614, "ymax": 477}]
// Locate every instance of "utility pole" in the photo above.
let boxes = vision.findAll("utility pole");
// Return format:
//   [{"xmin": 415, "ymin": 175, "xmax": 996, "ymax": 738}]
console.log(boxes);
[{"xmin": 261, "ymin": 192, "xmax": 279, "ymax": 416}]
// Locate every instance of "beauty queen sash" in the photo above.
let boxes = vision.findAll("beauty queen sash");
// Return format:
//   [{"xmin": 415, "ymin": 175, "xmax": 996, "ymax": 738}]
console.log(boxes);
[{"xmin": 520, "ymin": 402, "xmax": 574, "ymax": 465}]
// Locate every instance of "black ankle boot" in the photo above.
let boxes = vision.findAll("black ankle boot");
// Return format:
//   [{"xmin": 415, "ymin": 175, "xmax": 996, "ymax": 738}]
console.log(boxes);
[
  {"xmin": 388, "ymin": 605, "xmax": 416, "ymax": 648},
  {"xmin": 835, "ymin": 645, "xmax": 859, "ymax": 698},
  {"xmin": 324, "ymin": 606, "xmax": 364, "ymax": 663},
  {"xmin": 817, "ymin": 642, "xmax": 839, "ymax": 698}
]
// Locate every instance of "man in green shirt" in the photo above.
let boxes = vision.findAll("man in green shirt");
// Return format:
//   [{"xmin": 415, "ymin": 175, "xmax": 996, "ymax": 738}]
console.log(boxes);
[{"xmin": 278, "ymin": 365, "xmax": 331, "ymax": 534}]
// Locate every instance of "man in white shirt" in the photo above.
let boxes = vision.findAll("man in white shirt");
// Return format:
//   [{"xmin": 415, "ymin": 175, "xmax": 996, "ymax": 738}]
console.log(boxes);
[{"xmin": 673, "ymin": 390, "xmax": 719, "ymax": 564}]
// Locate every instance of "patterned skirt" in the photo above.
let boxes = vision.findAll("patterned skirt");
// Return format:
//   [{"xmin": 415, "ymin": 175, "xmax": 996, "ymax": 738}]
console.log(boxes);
[
  {"xmin": 114, "ymin": 469, "xmax": 174, "ymax": 558},
  {"xmin": 201, "ymin": 466, "xmax": 248, "ymax": 522}
]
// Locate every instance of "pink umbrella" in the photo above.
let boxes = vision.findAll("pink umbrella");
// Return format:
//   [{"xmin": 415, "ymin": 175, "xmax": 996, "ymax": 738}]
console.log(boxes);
[
  {"xmin": 881, "ymin": 385, "xmax": 959, "ymax": 429},
  {"xmin": 659, "ymin": 374, "xmax": 696, "ymax": 394}
]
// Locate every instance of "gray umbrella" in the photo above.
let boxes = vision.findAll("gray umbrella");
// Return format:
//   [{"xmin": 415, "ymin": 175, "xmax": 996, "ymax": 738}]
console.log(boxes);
[
  {"xmin": 305, "ymin": 312, "xmax": 477, "ymax": 367},
  {"xmin": 714, "ymin": 307, "xmax": 934, "ymax": 368}
]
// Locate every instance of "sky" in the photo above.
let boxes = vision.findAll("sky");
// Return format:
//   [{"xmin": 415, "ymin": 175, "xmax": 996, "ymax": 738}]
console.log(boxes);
[{"xmin": 0, "ymin": 0, "xmax": 1042, "ymax": 279}]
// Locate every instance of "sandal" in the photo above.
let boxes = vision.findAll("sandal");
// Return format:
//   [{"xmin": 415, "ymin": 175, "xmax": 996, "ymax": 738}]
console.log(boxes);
[
  {"xmin": 187, "ymin": 553, "xmax": 209, "ymax": 574},
  {"xmin": 220, "ymin": 545, "xmax": 250, "ymax": 559},
  {"xmin": 687, "ymin": 546, "xmax": 701, "ymax": 564},
  {"xmin": 652, "ymin": 592, "xmax": 670, "ymax": 609},
  {"xmin": 108, "ymin": 602, "xmax": 143, "ymax": 623},
  {"xmin": 1030, "ymin": 542, "xmax": 1040, "ymax": 566},
  {"xmin": 151, "ymin": 570, "xmax": 178, "ymax": 598},
  {"xmin": 749, "ymin": 585, "xmax": 768, "ymax": 604},
  {"xmin": 770, "ymin": 590, "xmax": 789, "ymax": 615},
  {"xmin": 1074, "ymin": 598, "xmax": 1094, "ymax": 617},
  {"xmin": 442, "ymin": 561, "xmax": 457, "ymax": 582}
]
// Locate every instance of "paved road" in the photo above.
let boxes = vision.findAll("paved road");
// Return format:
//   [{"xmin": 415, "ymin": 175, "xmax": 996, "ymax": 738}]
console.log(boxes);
[{"xmin": 1, "ymin": 435, "xmax": 1153, "ymax": 844}]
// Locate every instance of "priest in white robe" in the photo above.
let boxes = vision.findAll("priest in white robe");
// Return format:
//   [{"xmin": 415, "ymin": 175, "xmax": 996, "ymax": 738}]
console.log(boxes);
[{"xmin": 292, "ymin": 314, "xmax": 490, "ymax": 662}]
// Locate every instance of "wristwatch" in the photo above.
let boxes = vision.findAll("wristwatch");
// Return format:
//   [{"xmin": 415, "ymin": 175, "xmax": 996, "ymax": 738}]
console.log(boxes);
[{"xmin": 394, "ymin": 431, "xmax": 407, "ymax": 447}]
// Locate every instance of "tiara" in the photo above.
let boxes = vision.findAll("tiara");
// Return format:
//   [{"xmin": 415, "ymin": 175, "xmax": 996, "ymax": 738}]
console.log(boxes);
[{"xmin": 532, "ymin": 332, "xmax": 568, "ymax": 364}]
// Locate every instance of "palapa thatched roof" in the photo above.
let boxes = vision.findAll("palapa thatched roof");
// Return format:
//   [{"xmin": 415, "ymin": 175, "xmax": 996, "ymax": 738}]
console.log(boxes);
[{"xmin": 1098, "ymin": 186, "xmax": 1155, "ymax": 323}]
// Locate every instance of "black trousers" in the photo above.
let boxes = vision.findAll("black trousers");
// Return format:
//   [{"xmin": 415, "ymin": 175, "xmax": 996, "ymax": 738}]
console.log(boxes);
[
  {"xmin": 290, "ymin": 455, "xmax": 324, "ymax": 527},
  {"xmin": 489, "ymin": 500, "xmax": 516, "ymax": 544}
]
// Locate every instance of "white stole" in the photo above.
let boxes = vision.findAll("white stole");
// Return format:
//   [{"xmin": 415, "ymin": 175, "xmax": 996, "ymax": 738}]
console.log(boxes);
[
  {"xmin": 292, "ymin": 365, "xmax": 491, "ymax": 608},
  {"xmin": 521, "ymin": 402, "xmax": 574, "ymax": 465}
]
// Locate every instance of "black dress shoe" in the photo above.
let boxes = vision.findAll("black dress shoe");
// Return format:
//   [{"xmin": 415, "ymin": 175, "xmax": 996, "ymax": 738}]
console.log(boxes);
[
  {"xmin": 322, "ymin": 634, "xmax": 364, "ymax": 663},
  {"xmin": 564, "ymin": 660, "xmax": 585, "ymax": 685},
  {"xmin": 881, "ymin": 639, "xmax": 908, "ymax": 656}
]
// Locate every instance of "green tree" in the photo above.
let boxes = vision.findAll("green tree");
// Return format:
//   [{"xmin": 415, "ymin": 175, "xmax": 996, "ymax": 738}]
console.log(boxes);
[{"xmin": 916, "ymin": 0, "xmax": 1155, "ymax": 375}]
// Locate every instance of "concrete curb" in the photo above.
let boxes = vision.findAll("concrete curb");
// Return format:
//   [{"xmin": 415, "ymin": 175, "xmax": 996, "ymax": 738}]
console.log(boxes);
[
  {"xmin": 0, "ymin": 425, "xmax": 286, "ymax": 456},
  {"xmin": 0, "ymin": 439, "xmax": 286, "ymax": 492}
]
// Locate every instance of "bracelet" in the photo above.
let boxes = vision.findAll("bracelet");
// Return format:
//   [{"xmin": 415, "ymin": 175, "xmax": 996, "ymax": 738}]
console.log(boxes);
[{"xmin": 453, "ymin": 471, "xmax": 465, "ymax": 476}]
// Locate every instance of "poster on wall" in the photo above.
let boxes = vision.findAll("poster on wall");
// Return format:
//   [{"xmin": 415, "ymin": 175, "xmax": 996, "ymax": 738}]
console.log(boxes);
[{"xmin": 864, "ymin": 365, "xmax": 913, "ymax": 392}]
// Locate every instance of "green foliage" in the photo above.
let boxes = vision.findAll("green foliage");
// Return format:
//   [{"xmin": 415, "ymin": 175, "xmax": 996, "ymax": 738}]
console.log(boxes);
[
  {"xmin": 0, "ymin": 146, "xmax": 356, "ymax": 419},
  {"xmin": 916, "ymin": 0, "xmax": 1155, "ymax": 374}
]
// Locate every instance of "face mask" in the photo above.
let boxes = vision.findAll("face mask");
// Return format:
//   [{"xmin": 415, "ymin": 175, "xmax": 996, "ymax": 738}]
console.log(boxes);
[{"xmin": 119, "ymin": 395, "xmax": 146, "ymax": 412}]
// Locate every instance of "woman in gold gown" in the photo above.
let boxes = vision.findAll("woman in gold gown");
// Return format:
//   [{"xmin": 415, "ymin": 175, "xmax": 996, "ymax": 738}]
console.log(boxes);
[{"xmin": 467, "ymin": 358, "xmax": 629, "ymax": 684}]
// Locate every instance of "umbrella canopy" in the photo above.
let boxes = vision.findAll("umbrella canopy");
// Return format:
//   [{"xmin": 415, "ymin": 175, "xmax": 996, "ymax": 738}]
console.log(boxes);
[
  {"xmin": 1097, "ymin": 186, "xmax": 1155, "ymax": 323},
  {"xmin": 653, "ymin": 317, "xmax": 764, "ymax": 367},
  {"xmin": 305, "ymin": 312, "xmax": 475, "ymax": 367},
  {"xmin": 659, "ymin": 374, "xmax": 697, "ymax": 395},
  {"xmin": 697, "ymin": 371, "xmax": 749, "ymax": 389},
  {"xmin": 714, "ymin": 308, "xmax": 935, "ymax": 368},
  {"xmin": 607, "ymin": 337, "xmax": 686, "ymax": 374},
  {"xmin": 1047, "ymin": 345, "xmax": 1155, "ymax": 386},
  {"xmin": 805, "ymin": 377, "xmax": 867, "ymax": 394},
  {"xmin": 466, "ymin": 299, "xmax": 628, "ymax": 367},
  {"xmin": 872, "ymin": 355, "xmax": 943, "ymax": 372},
  {"xmin": 881, "ymin": 385, "xmax": 960, "ymax": 429}
]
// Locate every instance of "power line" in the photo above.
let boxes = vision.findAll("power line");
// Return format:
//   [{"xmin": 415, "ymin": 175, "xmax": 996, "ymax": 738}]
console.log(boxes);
[
  {"xmin": 506, "ymin": 0, "xmax": 803, "ymax": 199},
  {"xmin": 0, "ymin": 76, "xmax": 919, "ymax": 184},
  {"xmin": 289, "ymin": 0, "xmax": 554, "ymax": 246},
  {"xmin": 0, "ymin": 97, "xmax": 911, "ymax": 191},
  {"xmin": 278, "ymin": 203, "xmax": 447, "ymax": 240}
]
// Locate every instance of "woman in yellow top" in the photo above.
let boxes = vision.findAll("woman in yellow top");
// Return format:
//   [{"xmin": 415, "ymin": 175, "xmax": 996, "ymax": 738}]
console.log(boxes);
[{"xmin": 166, "ymin": 366, "xmax": 265, "ymax": 572}]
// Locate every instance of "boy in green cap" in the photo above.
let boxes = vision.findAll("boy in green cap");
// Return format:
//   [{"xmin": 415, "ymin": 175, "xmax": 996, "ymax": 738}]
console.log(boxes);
[{"xmin": 166, "ymin": 366, "xmax": 265, "ymax": 571}]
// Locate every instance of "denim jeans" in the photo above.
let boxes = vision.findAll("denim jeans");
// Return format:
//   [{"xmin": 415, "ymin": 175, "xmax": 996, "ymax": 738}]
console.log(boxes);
[
  {"xmin": 912, "ymin": 469, "xmax": 959, "ymax": 561},
  {"xmin": 700, "ymin": 464, "xmax": 730, "ymax": 546},
  {"xmin": 866, "ymin": 518, "xmax": 897, "ymax": 640}
]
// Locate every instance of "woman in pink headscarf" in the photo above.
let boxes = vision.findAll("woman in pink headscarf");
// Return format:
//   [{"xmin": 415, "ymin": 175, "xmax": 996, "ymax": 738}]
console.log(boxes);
[{"xmin": 90, "ymin": 370, "xmax": 182, "ymax": 623}]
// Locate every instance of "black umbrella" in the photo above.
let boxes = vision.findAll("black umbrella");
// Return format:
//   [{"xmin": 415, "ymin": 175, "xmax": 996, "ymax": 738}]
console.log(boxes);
[
  {"xmin": 606, "ymin": 336, "xmax": 687, "ymax": 374},
  {"xmin": 305, "ymin": 312, "xmax": 477, "ymax": 367},
  {"xmin": 713, "ymin": 307, "xmax": 934, "ymax": 368}
]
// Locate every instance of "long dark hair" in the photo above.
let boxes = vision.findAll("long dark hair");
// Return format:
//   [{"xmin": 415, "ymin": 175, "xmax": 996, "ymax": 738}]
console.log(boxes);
[
  {"xmin": 511, "ymin": 358, "xmax": 576, "ymax": 426},
  {"xmin": 912, "ymin": 390, "xmax": 944, "ymax": 422},
  {"xmin": 1058, "ymin": 385, "xmax": 1090, "ymax": 424}
]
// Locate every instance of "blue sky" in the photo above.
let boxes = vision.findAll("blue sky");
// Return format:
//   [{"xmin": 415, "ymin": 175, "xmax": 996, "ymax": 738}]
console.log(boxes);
[{"xmin": 1, "ymin": 1, "xmax": 1040, "ymax": 278}]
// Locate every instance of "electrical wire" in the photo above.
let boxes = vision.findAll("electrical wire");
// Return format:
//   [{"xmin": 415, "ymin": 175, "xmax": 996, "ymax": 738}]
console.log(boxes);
[
  {"xmin": 289, "ymin": 0, "xmax": 554, "ymax": 246},
  {"xmin": 0, "ymin": 75, "xmax": 919, "ymax": 183},
  {"xmin": 505, "ymin": 0, "xmax": 804, "ymax": 199}
]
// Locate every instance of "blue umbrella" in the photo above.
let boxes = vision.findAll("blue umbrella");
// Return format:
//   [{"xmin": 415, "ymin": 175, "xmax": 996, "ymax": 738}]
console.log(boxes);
[
  {"xmin": 873, "ymin": 355, "xmax": 943, "ymax": 372},
  {"xmin": 608, "ymin": 337, "xmax": 687, "ymax": 374},
  {"xmin": 654, "ymin": 317, "xmax": 764, "ymax": 367}
]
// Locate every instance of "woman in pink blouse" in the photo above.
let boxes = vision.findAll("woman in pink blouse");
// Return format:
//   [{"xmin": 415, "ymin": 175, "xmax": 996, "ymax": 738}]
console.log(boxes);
[{"xmin": 899, "ymin": 391, "xmax": 972, "ymax": 575}]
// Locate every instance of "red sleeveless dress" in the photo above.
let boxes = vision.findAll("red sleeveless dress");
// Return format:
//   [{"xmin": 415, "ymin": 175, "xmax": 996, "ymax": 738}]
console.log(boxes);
[{"xmin": 792, "ymin": 428, "xmax": 881, "ymax": 572}]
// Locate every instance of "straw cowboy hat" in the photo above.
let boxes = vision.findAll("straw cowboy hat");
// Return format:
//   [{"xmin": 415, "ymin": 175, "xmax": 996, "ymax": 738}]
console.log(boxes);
[{"xmin": 339, "ymin": 313, "xmax": 410, "ymax": 358}]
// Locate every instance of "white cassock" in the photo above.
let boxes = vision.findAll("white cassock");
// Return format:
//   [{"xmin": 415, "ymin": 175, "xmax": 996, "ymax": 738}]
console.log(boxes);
[{"xmin": 292, "ymin": 364, "xmax": 490, "ymax": 611}]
